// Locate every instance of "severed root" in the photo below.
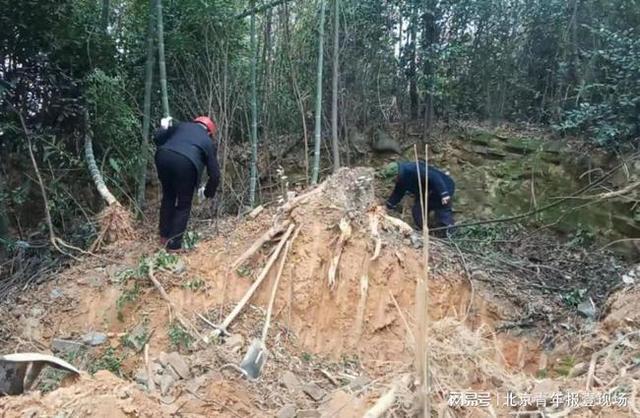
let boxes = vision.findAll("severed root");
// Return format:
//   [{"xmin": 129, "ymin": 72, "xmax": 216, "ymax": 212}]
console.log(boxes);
[
  {"xmin": 382, "ymin": 214, "xmax": 414, "ymax": 235},
  {"xmin": 328, "ymin": 217, "xmax": 352, "ymax": 289},
  {"xmin": 369, "ymin": 212, "xmax": 382, "ymax": 261},
  {"xmin": 91, "ymin": 204, "xmax": 135, "ymax": 251},
  {"xmin": 352, "ymin": 255, "xmax": 370, "ymax": 345},
  {"xmin": 147, "ymin": 264, "xmax": 204, "ymax": 344},
  {"xmin": 231, "ymin": 220, "xmax": 291, "ymax": 270}
]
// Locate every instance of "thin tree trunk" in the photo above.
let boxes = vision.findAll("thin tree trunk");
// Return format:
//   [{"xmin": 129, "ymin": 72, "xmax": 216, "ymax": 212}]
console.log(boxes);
[
  {"xmin": 0, "ymin": 172, "xmax": 9, "ymax": 253},
  {"xmin": 249, "ymin": 2, "xmax": 259, "ymax": 207},
  {"xmin": 101, "ymin": 0, "xmax": 110, "ymax": 32},
  {"xmin": 157, "ymin": 0, "xmax": 170, "ymax": 117},
  {"xmin": 311, "ymin": 0, "xmax": 327, "ymax": 185},
  {"xmin": 408, "ymin": 7, "xmax": 418, "ymax": 120},
  {"xmin": 330, "ymin": 0, "xmax": 340, "ymax": 172},
  {"xmin": 136, "ymin": 0, "xmax": 156, "ymax": 208},
  {"xmin": 84, "ymin": 111, "xmax": 118, "ymax": 207}
]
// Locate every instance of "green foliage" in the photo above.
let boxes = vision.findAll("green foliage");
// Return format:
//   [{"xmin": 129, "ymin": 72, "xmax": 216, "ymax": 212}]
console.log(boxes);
[
  {"xmin": 182, "ymin": 277, "xmax": 205, "ymax": 291},
  {"xmin": 562, "ymin": 288, "xmax": 586, "ymax": 308},
  {"xmin": 168, "ymin": 322, "xmax": 193, "ymax": 351},
  {"xmin": 182, "ymin": 231, "xmax": 200, "ymax": 250},
  {"xmin": 116, "ymin": 281, "xmax": 140, "ymax": 321},
  {"xmin": 555, "ymin": 356, "xmax": 577, "ymax": 377},
  {"xmin": 89, "ymin": 347, "xmax": 125, "ymax": 376}
]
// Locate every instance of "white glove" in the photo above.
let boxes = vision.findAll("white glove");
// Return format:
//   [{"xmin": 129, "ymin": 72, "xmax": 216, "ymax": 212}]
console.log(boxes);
[
  {"xmin": 160, "ymin": 116, "xmax": 173, "ymax": 129},
  {"xmin": 197, "ymin": 186, "xmax": 205, "ymax": 203}
]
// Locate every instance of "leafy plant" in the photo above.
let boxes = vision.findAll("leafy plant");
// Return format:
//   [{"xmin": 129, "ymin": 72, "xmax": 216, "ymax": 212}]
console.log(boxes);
[
  {"xmin": 168, "ymin": 322, "xmax": 193, "ymax": 352},
  {"xmin": 89, "ymin": 347, "xmax": 125, "ymax": 376},
  {"xmin": 182, "ymin": 277, "xmax": 205, "ymax": 291},
  {"xmin": 183, "ymin": 231, "xmax": 200, "ymax": 250},
  {"xmin": 116, "ymin": 282, "xmax": 140, "ymax": 321}
]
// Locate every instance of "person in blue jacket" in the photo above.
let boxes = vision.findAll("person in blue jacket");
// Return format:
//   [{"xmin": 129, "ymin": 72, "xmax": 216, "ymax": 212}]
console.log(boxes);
[
  {"xmin": 383, "ymin": 161, "xmax": 455, "ymax": 233},
  {"xmin": 153, "ymin": 116, "xmax": 220, "ymax": 250}
]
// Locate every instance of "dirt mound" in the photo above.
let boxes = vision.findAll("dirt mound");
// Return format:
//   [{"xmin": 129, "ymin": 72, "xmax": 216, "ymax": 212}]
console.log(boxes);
[
  {"xmin": 0, "ymin": 371, "xmax": 168, "ymax": 417},
  {"xmin": 1, "ymin": 168, "xmax": 635, "ymax": 416}
]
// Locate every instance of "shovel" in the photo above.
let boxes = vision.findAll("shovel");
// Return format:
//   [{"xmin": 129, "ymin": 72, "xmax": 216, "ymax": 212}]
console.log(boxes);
[{"xmin": 240, "ymin": 227, "xmax": 297, "ymax": 379}]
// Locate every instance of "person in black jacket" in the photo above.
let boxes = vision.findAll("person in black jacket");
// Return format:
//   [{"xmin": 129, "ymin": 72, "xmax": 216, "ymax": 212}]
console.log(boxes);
[
  {"xmin": 383, "ymin": 161, "xmax": 455, "ymax": 233},
  {"xmin": 154, "ymin": 116, "xmax": 220, "ymax": 250}
]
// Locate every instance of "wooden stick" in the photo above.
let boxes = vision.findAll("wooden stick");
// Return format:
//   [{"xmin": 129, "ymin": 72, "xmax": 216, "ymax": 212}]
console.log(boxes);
[
  {"xmin": 144, "ymin": 343, "xmax": 155, "ymax": 393},
  {"xmin": 218, "ymin": 223, "xmax": 296, "ymax": 334},
  {"xmin": 261, "ymin": 225, "xmax": 301, "ymax": 343},
  {"xmin": 231, "ymin": 220, "xmax": 290, "ymax": 269}
]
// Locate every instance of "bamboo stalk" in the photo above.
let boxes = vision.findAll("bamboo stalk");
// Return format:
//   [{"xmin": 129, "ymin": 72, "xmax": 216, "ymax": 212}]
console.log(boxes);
[
  {"xmin": 136, "ymin": 0, "xmax": 156, "ymax": 208},
  {"xmin": 311, "ymin": 0, "xmax": 327, "ymax": 185},
  {"xmin": 249, "ymin": 1, "xmax": 259, "ymax": 207},
  {"xmin": 157, "ymin": 0, "xmax": 170, "ymax": 117}
]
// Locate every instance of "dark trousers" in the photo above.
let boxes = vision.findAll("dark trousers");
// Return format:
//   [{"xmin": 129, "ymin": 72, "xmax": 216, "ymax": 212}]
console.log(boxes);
[
  {"xmin": 411, "ymin": 195, "xmax": 455, "ymax": 234},
  {"xmin": 155, "ymin": 149, "xmax": 198, "ymax": 250}
]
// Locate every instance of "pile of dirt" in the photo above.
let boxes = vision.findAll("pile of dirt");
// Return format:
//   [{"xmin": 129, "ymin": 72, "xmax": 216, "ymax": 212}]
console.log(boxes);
[{"xmin": 0, "ymin": 168, "xmax": 636, "ymax": 417}]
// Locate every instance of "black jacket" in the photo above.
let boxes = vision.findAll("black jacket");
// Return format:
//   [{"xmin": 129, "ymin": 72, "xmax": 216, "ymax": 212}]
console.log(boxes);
[
  {"xmin": 386, "ymin": 161, "xmax": 455, "ymax": 209},
  {"xmin": 154, "ymin": 122, "xmax": 220, "ymax": 198}
]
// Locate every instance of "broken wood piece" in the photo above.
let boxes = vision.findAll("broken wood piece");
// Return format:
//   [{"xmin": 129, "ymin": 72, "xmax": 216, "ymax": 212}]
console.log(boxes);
[
  {"xmin": 363, "ymin": 375, "xmax": 410, "ymax": 418},
  {"xmin": 216, "ymin": 223, "xmax": 296, "ymax": 336},
  {"xmin": 231, "ymin": 220, "xmax": 291, "ymax": 270},
  {"xmin": 278, "ymin": 184, "xmax": 324, "ymax": 215},
  {"xmin": 248, "ymin": 205, "xmax": 264, "ymax": 219},
  {"xmin": 328, "ymin": 218, "xmax": 352, "ymax": 289}
]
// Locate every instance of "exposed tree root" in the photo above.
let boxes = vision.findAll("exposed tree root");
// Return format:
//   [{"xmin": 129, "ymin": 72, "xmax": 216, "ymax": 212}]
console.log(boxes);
[{"xmin": 328, "ymin": 217, "xmax": 352, "ymax": 289}]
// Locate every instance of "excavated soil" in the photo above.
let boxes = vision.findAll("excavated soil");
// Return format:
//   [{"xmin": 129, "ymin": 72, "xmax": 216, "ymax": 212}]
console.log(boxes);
[{"xmin": 0, "ymin": 168, "xmax": 636, "ymax": 417}]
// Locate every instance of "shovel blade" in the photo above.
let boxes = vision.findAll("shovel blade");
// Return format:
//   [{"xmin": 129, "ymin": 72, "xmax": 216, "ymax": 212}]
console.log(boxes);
[{"xmin": 239, "ymin": 339, "xmax": 268, "ymax": 379}]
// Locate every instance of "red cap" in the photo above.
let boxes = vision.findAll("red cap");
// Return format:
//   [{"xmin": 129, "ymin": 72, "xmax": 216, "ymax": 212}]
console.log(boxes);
[{"xmin": 194, "ymin": 116, "xmax": 217, "ymax": 136}]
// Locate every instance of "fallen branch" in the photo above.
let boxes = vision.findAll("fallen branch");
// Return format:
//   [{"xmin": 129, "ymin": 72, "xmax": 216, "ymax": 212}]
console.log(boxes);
[
  {"xmin": 328, "ymin": 217, "xmax": 352, "ymax": 289},
  {"xmin": 231, "ymin": 220, "xmax": 291, "ymax": 270}
]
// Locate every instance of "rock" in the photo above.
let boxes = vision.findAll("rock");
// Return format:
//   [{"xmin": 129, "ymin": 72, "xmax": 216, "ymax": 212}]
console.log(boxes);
[
  {"xmin": 125, "ymin": 323, "xmax": 148, "ymax": 352},
  {"xmin": 277, "ymin": 404, "xmax": 297, "ymax": 418},
  {"xmin": 320, "ymin": 390, "xmax": 364, "ymax": 417},
  {"xmin": 224, "ymin": 334, "xmax": 245, "ymax": 353},
  {"xmin": 281, "ymin": 371, "xmax": 301, "ymax": 392},
  {"xmin": 159, "ymin": 374, "xmax": 175, "ymax": 396},
  {"xmin": 348, "ymin": 375, "xmax": 370, "ymax": 392},
  {"xmin": 349, "ymin": 129, "xmax": 369, "ymax": 155},
  {"xmin": 51, "ymin": 339, "xmax": 85, "ymax": 355},
  {"xmin": 577, "ymin": 298, "xmax": 597, "ymax": 319},
  {"xmin": 302, "ymin": 382, "xmax": 326, "ymax": 401},
  {"xmin": 371, "ymin": 129, "xmax": 402, "ymax": 154},
  {"xmin": 173, "ymin": 260, "xmax": 187, "ymax": 274},
  {"xmin": 81, "ymin": 332, "xmax": 107, "ymax": 346},
  {"xmin": 164, "ymin": 352, "xmax": 191, "ymax": 379},
  {"xmin": 134, "ymin": 369, "xmax": 149, "ymax": 385},
  {"xmin": 49, "ymin": 288, "xmax": 64, "ymax": 299},
  {"xmin": 410, "ymin": 233, "xmax": 423, "ymax": 249}
]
